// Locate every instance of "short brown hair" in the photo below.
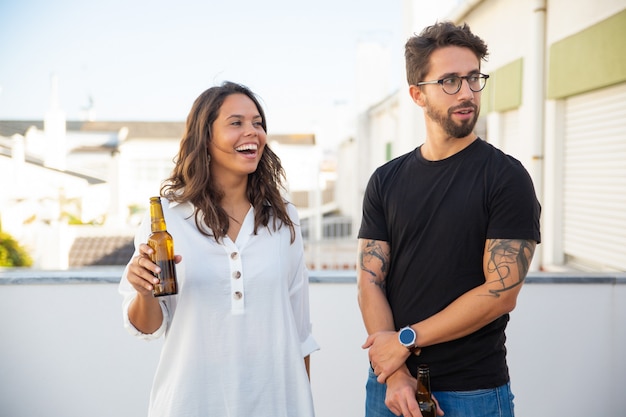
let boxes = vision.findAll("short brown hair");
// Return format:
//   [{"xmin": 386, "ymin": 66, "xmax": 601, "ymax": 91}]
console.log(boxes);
[{"xmin": 405, "ymin": 21, "xmax": 489, "ymax": 86}]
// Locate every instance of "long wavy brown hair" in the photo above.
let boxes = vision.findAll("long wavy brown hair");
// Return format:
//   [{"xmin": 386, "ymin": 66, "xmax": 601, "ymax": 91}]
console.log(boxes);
[{"xmin": 161, "ymin": 81, "xmax": 295, "ymax": 243}]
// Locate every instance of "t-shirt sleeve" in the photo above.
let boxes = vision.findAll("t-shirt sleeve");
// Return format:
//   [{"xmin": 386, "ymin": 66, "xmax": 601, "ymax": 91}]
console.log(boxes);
[
  {"xmin": 486, "ymin": 160, "xmax": 541, "ymax": 243},
  {"xmin": 358, "ymin": 170, "xmax": 389, "ymax": 242}
]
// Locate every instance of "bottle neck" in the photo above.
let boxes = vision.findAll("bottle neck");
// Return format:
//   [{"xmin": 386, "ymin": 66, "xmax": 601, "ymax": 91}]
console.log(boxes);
[
  {"xmin": 416, "ymin": 366, "xmax": 432, "ymax": 398},
  {"xmin": 149, "ymin": 198, "xmax": 167, "ymax": 232}
]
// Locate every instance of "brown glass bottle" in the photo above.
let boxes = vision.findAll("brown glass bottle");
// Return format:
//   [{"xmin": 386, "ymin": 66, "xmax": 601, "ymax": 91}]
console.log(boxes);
[
  {"xmin": 416, "ymin": 364, "xmax": 436, "ymax": 417},
  {"xmin": 147, "ymin": 196, "xmax": 178, "ymax": 297}
]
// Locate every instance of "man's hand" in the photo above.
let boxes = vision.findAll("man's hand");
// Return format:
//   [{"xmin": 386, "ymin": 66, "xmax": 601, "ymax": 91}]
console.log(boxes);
[
  {"xmin": 384, "ymin": 368, "xmax": 420, "ymax": 416},
  {"xmin": 385, "ymin": 368, "xmax": 445, "ymax": 417},
  {"xmin": 363, "ymin": 330, "xmax": 411, "ymax": 383}
]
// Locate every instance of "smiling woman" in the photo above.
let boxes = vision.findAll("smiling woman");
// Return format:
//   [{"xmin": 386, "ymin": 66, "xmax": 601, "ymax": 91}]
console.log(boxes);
[
  {"xmin": 161, "ymin": 82, "xmax": 296, "ymax": 243},
  {"xmin": 118, "ymin": 81, "xmax": 319, "ymax": 417},
  {"xmin": 208, "ymin": 93, "xmax": 267, "ymax": 187}
]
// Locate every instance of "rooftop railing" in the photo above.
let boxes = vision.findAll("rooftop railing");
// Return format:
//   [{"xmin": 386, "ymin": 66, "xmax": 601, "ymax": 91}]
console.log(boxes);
[{"xmin": 1, "ymin": 268, "xmax": 625, "ymax": 417}]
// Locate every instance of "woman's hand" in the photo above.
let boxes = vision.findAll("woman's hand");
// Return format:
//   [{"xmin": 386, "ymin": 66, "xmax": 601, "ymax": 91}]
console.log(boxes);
[
  {"xmin": 127, "ymin": 243, "xmax": 182, "ymax": 296},
  {"xmin": 126, "ymin": 243, "xmax": 182, "ymax": 334}
]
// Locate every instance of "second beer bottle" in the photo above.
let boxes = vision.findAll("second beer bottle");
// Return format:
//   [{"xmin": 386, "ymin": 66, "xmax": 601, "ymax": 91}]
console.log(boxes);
[
  {"xmin": 416, "ymin": 364, "xmax": 436, "ymax": 417},
  {"xmin": 147, "ymin": 196, "xmax": 178, "ymax": 297}
]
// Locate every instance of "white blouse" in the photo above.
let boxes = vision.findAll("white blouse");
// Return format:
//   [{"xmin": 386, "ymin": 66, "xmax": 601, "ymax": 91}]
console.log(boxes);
[{"xmin": 119, "ymin": 199, "xmax": 319, "ymax": 417}]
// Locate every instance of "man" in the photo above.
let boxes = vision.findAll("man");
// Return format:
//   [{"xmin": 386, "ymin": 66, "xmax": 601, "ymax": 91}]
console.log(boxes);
[{"xmin": 357, "ymin": 21, "xmax": 541, "ymax": 417}]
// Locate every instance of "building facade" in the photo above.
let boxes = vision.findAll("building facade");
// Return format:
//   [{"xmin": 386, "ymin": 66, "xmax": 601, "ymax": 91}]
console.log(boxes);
[{"xmin": 352, "ymin": 0, "xmax": 626, "ymax": 272}]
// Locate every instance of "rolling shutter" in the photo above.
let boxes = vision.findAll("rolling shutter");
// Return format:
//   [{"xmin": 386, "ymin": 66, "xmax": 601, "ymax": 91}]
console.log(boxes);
[{"xmin": 563, "ymin": 83, "xmax": 626, "ymax": 271}]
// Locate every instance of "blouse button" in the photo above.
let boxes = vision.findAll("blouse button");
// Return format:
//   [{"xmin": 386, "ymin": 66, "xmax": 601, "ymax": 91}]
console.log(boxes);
[
  {"xmin": 230, "ymin": 252, "xmax": 239, "ymax": 260},
  {"xmin": 233, "ymin": 291, "xmax": 243, "ymax": 300},
  {"xmin": 232, "ymin": 271, "xmax": 241, "ymax": 279}
]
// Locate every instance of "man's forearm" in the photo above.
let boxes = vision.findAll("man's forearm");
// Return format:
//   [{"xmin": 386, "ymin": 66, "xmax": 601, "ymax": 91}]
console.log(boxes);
[
  {"xmin": 411, "ymin": 239, "xmax": 536, "ymax": 348},
  {"xmin": 357, "ymin": 238, "xmax": 394, "ymax": 334},
  {"xmin": 358, "ymin": 277, "xmax": 395, "ymax": 334}
]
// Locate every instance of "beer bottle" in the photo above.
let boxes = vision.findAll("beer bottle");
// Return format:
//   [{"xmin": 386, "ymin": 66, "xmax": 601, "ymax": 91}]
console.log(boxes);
[
  {"xmin": 416, "ymin": 364, "xmax": 436, "ymax": 417},
  {"xmin": 147, "ymin": 196, "xmax": 178, "ymax": 297}
]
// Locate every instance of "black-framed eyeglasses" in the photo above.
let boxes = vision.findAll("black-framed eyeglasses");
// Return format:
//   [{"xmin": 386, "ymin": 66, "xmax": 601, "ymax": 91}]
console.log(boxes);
[{"xmin": 416, "ymin": 73, "xmax": 489, "ymax": 95}]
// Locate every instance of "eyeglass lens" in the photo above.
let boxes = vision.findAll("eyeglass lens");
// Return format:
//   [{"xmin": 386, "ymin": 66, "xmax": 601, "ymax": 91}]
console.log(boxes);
[{"xmin": 443, "ymin": 76, "xmax": 486, "ymax": 94}]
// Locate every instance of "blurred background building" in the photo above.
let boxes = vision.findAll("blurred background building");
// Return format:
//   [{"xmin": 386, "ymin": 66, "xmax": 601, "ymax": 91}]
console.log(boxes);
[
  {"xmin": 1, "ymin": 0, "xmax": 625, "ymax": 273},
  {"xmin": 348, "ymin": 0, "xmax": 626, "ymax": 273}
]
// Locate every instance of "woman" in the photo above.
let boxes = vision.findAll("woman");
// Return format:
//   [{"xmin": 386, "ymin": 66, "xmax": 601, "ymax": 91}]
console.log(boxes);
[{"xmin": 119, "ymin": 81, "xmax": 318, "ymax": 416}]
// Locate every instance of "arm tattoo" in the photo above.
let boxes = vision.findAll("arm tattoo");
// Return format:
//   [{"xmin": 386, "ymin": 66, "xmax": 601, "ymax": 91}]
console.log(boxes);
[
  {"xmin": 485, "ymin": 239, "xmax": 536, "ymax": 297},
  {"xmin": 358, "ymin": 240, "xmax": 389, "ymax": 291}
]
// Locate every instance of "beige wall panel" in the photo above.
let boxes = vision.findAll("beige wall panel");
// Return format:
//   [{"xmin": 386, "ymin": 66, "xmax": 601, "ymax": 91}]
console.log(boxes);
[{"xmin": 547, "ymin": 0, "xmax": 626, "ymax": 43}]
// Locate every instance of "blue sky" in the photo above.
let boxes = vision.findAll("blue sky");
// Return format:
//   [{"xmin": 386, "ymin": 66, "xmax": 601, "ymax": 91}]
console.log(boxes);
[{"xmin": 0, "ymin": 0, "xmax": 405, "ymax": 134}]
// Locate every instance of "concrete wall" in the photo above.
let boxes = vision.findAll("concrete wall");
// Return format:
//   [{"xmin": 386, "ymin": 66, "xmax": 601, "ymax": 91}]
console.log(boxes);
[{"xmin": 1, "ymin": 269, "xmax": 625, "ymax": 417}]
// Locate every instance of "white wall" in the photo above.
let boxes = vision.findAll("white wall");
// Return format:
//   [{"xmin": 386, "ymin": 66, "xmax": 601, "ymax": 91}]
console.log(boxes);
[
  {"xmin": 0, "ymin": 279, "xmax": 162, "ymax": 417},
  {"xmin": 0, "ymin": 271, "xmax": 368, "ymax": 417},
  {"xmin": 546, "ymin": 0, "xmax": 626, "ymax": 43},
  {"xmin": 1, "ymin": 271, "xmax": 625, "ymax": 417},
  {"xmin": 335, "ymin": 139, "xmax": 360, "ymax": 237},
  {"xmin": 506, "ymin": 280, "xmax": 626, "ymax": 416}
]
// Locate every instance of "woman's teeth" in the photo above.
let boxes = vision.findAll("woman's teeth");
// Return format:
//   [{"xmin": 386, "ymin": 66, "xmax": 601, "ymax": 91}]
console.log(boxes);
[{"xmin": 235, "ymin": 144, "xmax": 258, "ymax": 152}]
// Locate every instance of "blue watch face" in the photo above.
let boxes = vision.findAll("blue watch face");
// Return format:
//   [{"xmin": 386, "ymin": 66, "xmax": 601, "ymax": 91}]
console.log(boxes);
[{"xmin": 399, "ymin": 328, "xmax": 415, "ymax": 345}]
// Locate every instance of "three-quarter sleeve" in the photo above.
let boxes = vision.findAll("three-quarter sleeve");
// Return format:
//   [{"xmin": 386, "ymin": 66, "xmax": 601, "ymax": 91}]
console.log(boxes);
[
  {"xmin": 286, "ymin": 204, "xmax": 320, "ymax": 357},
  {"xmin": 118, "ymin": 212, "xmax": 170, "ymax": 340}
]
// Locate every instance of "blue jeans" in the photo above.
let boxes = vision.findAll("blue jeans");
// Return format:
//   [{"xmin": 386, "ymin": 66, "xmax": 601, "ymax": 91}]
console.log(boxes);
[{"xmin": 365, "ymin": 367, "xmax": 515, "ymax": 417}]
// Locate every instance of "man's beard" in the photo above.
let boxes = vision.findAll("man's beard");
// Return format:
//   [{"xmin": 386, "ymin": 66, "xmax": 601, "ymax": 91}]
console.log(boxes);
[{"xmin": 425, "ymin": 100, "xmax": 479, "ymax": 138}]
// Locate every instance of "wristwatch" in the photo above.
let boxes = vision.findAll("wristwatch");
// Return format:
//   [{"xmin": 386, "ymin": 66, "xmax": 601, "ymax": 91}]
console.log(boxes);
[{"xmin": 398, "ymin": 326, "xmax": 417, "ymax": 350}]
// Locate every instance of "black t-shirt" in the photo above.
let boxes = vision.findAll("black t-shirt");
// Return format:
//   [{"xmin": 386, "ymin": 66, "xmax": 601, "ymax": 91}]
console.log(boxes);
[{"xmin": 358, "ymin": 138, "xmax": 541, "ymax": 391}]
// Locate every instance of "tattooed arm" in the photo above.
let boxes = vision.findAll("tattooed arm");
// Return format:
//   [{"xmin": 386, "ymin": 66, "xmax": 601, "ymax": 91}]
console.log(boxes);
[
  {"xmin": 356, "ymin": 238, "xmax": 394, "ymax": 335},
  {"xmin": 359, "ymin": 238, "xmax": 442, "ymax": 417},
  {"xmin": 357, "ymin": 238, "xmax": 420, "ymax": 415},
  {"xmin": 365, "ymin": 238, "xmax": 537, "ymax": 384},
  {"xmin": 409, "ymin": 238, "xmax": 537, "ymax": 345}
]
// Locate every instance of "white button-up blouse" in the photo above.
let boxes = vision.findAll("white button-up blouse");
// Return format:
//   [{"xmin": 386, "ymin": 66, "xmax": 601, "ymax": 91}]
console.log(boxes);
[{"xmin": 119, "ymin": 199, "xmax": 319, "ymax": 417}]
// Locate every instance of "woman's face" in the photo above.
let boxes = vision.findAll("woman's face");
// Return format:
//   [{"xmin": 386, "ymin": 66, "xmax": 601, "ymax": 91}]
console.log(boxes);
[{"xmin": 208, "ymin": 93, "xmax": 267, "ymax": 179}]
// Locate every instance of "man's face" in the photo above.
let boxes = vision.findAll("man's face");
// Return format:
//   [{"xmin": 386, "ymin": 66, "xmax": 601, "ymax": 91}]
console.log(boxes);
[{"xmin": 418, "ymin": 46, "xmax": 482, "ymax": 139}]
